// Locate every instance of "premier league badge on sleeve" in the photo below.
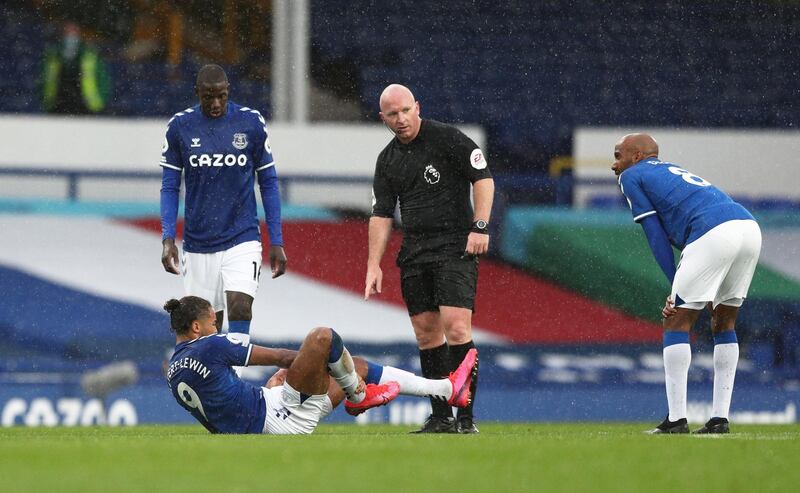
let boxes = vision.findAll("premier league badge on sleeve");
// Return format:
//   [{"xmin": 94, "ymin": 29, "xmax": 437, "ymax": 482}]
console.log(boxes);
[{"xmin": 232, "ymin": 133, "xmax": 248, "ymax": 150}]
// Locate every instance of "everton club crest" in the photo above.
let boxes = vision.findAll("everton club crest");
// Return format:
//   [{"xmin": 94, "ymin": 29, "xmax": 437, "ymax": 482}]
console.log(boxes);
[{"xmin": 232, "ymin": 133, "xmax": 248, "ymax": 150}]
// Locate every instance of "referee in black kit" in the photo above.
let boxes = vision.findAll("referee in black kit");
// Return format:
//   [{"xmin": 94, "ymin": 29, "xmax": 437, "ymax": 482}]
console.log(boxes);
[{"xmin": 364, "ymin": 84, "xmax": 494, "ymax": 434}]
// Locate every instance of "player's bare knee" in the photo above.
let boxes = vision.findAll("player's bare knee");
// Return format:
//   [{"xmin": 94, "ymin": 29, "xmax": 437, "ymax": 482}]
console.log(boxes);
[
  {"xmin": 711, "ymin": 305, "xmax": 739, "ymax": 333},
  {"xmin": 227, "ymin": 301, "xmax": 252, "ymax": 321},
  {"xmin": 663, "ymin": 316, "xmax": 692, "ymax": 332},
  {"xmin": 306, "ymin": 326, "xmax": 333, "ymax": 348},
  {"xmin": 711, "ymin": 317, "xmax": 737, "ymax": 333},
  {"xmin": 226, "ymin": 291, "xmax": 254, "ymax": 319},
  {"xmin": 663, "ymin": 306, "xmax": 701, "ymax": 331}
]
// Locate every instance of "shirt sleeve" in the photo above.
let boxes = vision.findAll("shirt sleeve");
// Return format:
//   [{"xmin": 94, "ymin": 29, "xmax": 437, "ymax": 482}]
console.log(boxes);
[
  {"xmin": 371, "ymin": 156, "xmax": 397, "ymax": 218},
  {"xmin": 250, "ymin": 111, "xmax": 275, "ymax": 171},
  {"xmin": 640, "ymin": 214, "xmax": 677, "ymax": 283},
  {"xmin": 447, "ymin": 127, "xmax": 492, "ymax": 183},
  {"xmin": 249, "ymin": 112, "xmax": 282, "ymax": 244},
  {"xmin": 211, "ymin": 334, "xmax": 253, "ymax": 367},
  {"xmin": 257, "ymin": 165, "xmax": 283, "ymax": 246},
  {"xmin": 160, "ymin": 167, "xmax": 181, "ymax": 240},
  {"xmin": 160, "ymin": 119, "xmax": 183, "ymax": 171},
  {"xmin": 619, "ymin": 170, "xmax": 656, "ymax": 223}
]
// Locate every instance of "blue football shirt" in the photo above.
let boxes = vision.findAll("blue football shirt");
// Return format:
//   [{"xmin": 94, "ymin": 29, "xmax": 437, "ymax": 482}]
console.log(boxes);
[
  {"xmin": 160, "ymin": 102, "xmax": 275, "ymax": 253},
  {"xmin": 166, "ymin": 334, "xmax": 266, "ymax": 434},
  {"xmin": 618, "ymin": 158, "xmax": 754, "ymax": 250}
]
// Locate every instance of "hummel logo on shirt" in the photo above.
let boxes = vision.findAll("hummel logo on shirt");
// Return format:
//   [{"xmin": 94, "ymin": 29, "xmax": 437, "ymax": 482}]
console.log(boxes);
[{"xmin": 191, "ymin": 138, "xmax": 201, "ymax": 147}]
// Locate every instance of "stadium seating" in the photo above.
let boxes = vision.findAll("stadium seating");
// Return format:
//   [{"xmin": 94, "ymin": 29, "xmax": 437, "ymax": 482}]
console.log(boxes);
[
  {"xmin": 2, "ymin": 1, "xmax": 798, "ymax": 175},
  {"xmin": 311, "ymin": 0, "xmax": 800, "ymax": 174},
  {"xmin": 0, "ymin": 6, "xmax": 271, "ymax": 118},
  {"xmin": 0, "ymin": 6, "xmax": 45, "ymax": 113}
]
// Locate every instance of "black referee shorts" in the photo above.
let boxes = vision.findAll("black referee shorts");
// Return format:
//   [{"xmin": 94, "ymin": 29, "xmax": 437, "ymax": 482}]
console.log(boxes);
[{"xmin": 400, "ymin": 256, "xmax": 478, "ymax": 317}]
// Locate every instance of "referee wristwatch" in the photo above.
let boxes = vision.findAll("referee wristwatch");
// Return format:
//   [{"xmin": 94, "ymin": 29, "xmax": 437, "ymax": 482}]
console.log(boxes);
[{"xmin": 471, "ymin": 220, "xmax": 489, "ymax": 234}]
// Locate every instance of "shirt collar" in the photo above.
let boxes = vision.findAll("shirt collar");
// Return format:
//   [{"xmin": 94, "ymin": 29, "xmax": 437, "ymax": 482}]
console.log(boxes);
[{"xmin": 636, "ymin": 156, "xmax": 662, "ymax": 166}]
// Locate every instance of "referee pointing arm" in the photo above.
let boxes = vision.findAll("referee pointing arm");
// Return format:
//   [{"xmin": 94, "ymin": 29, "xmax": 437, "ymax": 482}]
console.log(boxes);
[{"xmin": 364, "ymin": 84, "xmax": 494, "ymax": 434}]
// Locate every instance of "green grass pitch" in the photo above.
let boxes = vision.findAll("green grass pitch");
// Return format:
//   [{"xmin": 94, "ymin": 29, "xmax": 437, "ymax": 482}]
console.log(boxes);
[{"xmin": 2, "ymin": 423, "xmax": 799, "ymax": 493}]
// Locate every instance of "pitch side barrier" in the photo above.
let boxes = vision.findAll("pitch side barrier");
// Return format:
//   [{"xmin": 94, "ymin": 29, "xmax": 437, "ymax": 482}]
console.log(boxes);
[
  {"xmin": 0, "ymin": 166, "xmax": 579, "ymax": 213},
  {"xmin": 0, "ymin": 167, "xmax": 375, "ymax": 205},
  {"xmin": 5, "ymin": 167, "xmax": 796, "ymax": 212},
  {"xmin": 0, "ymin": 166, "xmax": 607, "ymax": 211}
]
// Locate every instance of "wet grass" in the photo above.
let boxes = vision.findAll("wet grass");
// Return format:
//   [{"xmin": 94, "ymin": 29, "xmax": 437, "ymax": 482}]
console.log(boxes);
[{"xmin": 1, "ymin": 423, "xmax": 799, "ymax": 493}]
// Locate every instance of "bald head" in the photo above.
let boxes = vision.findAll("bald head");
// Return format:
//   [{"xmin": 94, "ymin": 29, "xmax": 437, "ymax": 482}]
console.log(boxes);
[
  {"xmin": 612, "ymin": 133, "xmax": 660, "ymax": 176},
  {"xmin": 621, "ymin": 133, "xmax": 659, "ymax": 157},
  {"xmin": 379, "ymin": 84, "xmax": 421, "ymax": 144},
  {"xmin": 379, "ymin": 84, "xmax": 415, "ymax": 112}
]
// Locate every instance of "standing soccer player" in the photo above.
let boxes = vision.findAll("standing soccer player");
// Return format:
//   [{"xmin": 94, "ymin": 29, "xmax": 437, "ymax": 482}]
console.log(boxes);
[
  {"xmin": 160, "ymin": 64, "xmax": 287, "ymax": 345},
  {"xmin": 612, "ymin": 133, "xmax": 761, "ymax": 434},
  {"xmin": 364, "ymin": 84, "xmax": 494, "ymax": 433}
]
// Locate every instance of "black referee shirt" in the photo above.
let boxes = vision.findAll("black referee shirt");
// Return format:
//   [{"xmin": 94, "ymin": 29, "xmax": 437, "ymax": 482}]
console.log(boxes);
[{"xmin": 371, "ymin": 119, "xmax": 492, "ymax": 266}]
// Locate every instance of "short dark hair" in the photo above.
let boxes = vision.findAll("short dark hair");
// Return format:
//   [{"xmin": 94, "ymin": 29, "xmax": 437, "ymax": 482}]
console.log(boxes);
[
  {"xmin": 163, "ymin": 296, "xmax": 212, "ymax": 334},
  {"xmin": 195, "ymin": 64, "xmax": 228, "ymax": 87}
]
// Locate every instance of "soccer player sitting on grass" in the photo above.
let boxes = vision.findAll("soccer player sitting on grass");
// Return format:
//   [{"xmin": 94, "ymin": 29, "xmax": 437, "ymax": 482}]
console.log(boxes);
[{"xmin": 164, "ymin": 296, "xmax": 478, "ymax": 434}]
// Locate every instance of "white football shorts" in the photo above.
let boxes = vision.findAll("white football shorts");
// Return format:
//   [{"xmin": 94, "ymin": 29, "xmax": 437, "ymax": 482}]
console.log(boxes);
[
  {"xmin": 181, "ymin": 240, "xmax": 262, "ymax": 312},
  {"xmin": 261, "ymin": 382, "xmax": 333, "ymax": 435},
  {"xmin": 672, "ymin": 219, "xmax": 761, "ymax": 310}
]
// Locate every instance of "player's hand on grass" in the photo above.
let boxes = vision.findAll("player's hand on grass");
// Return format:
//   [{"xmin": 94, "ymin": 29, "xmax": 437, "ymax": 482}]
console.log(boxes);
[
  {"xmin": 161, "ymin": 238, "xmax": 180, "ymax": 275},
  {"xmin": 662, "ymin": 296, "xmax": 677, "ymax": 319},
  {"xmin": 364, "ymin": 265, "xmax": 383, "ymax": 300},
  {"xmin": 464, "ymin": 231, "xmax": 489, "ymax": 257},
  {"xmin": 269, "ymin": 245, "xmax": 287, "ymax": 278}
]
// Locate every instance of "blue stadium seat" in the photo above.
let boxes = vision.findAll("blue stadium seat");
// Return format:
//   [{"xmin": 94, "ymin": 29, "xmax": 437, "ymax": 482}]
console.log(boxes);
[{"xmin": 1, "ymin": 0, "xmax": 799, "ymax": 178}]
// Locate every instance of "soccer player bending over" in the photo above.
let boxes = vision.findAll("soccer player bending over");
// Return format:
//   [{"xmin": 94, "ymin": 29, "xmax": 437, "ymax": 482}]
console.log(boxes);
[
  {"xmin": 612, "ymin": 133, "xmax": 761, "ymax": 435},
  {"xmin": 164, "ymin": 296, "xmax": 478, "ymax": 434}
]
